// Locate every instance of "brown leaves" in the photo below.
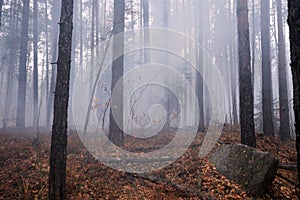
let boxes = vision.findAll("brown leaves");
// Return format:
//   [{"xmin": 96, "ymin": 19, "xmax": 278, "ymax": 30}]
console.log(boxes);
[{"xmin": 0, "ymin": 126, "xmax": 298, "ymax": 199}]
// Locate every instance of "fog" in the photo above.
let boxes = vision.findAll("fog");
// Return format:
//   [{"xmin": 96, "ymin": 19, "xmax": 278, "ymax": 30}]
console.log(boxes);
[{"xmin": 0, "ymin": 0, "xmax": 293, "ymax": 137}]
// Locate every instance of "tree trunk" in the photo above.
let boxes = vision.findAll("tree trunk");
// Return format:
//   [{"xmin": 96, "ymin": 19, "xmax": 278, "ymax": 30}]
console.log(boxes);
[
  {"xmin": 237, "ymin": 0, "xmax": 256, "ymax": 148},
  {"xmin": 45, "ymin": 0, "xmax": 50, "ymax": 123},
  {"xmin": 48, "ymin": 0, "xmax": 74, "ymax": 199},
  {"xmin": 16, "ymin": 0, "xmax": 30, "ymax": 128},
  {"xmin": 69, "ymin": 0, "xmax": 78, "ymax": 127},
  {"xmin": 47, "ymin": 0, "xmax": 61, "ymax": 127},
  {"xmin": 251, "ymin": 0, "xmax": 255, "ymax": 94},
  {"xmin": 261, "ymin": 0, "xmax": 275, "ymax": 136},
  {"xmin": 0, "ymin": 0, "xmax": 3, "ymax": 28},
  {"xmin": 79, "ymin": 0, "xmax": 83, "ymax": 73},
  {"xmin": 277, "ymin": 0, "xmax": 290, "ymax": 141},
  {"xmin": 95, "ymin": 0, "xmax": 100, "ymax": 70},
  {"xmin": 230, "ymin": 0, "xmax": 239, "ymax": 125},
  {"xmin": 143, "ymin": 0, "xmax": 150, "ymax": 63},
  {"xmin": 108, "ymin": 0, "xmax": 125, "ymax": 147},
  {"xmin": 89, "ymin": 0, "xmax": 95, "ymax": 95},
  {"xmin": 203, "ymin": 0, "xmax": 212, "ymax": 126},
  {"xmin": 287, "ymin": 0, "xmax": 300, "ymax": 184},
  {"xmin": 3, "ymin": 0, "xmax": 18, "ymax": 129},
  {"xmin": 163, "ymin": 0, "xmax": 171, "ymax": 130},
  {"xmin": 139, "ymin": 1, "xmax": 143, "ymax": 64},
  {"xmin": 33, "ymin": 0, "xmax": 39, "ymax": 127},
  {"xmin": 194, "ymin": 0, "xmax": 205, "ymax": 132}
]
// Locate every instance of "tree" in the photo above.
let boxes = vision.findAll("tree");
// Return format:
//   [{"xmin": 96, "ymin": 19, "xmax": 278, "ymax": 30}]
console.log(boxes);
[
  {"xmin": 143, "ymin": 0, "xmax": 150, "ymax": 63},
  {"xmin": 229, "ymin": 0, "xmax": 239, "ymax": 125},
  {"xmin": 47, "ymin": 0, "xmax": 61, "ymax": 127},
  {"xmin": 277, "ymin": 0, "xmax": 290, "ymax": 141},
  {"xmin": 3, "ymin": 0, "xmax": 19, "ymax": 129},
  {"xmin": 287, "ymin": 0, "xmax": 300, "ymax": 184},
  {"xmin": 0, "ymin": 0, "xmax": 3, "ymax": 28},
  {"xmin": 237, "ymin": 0, "xmax": 256, "ymax": 148},
  {"xmin": 108, "ymin": 0, "xmax": 125, "ymax": 146},
  {"xmin": 33, "ymin": 0, "xmax": 38, "ymax": 127},
  {"xmin": 44, "ymin": 0, "xmax": 50, "ymax": 120},
  {"xmin": 48, "ymin": 0, "xmax": 74, "ymax": 198},
  {"xmin": 16, "ymin": 0, "xmax": 30, "ymax": 128},
  {"xmin": 163, "ymin": 0, "xmax": 171, "ymax": 130},
  {"xmin": 261, "ymin": 0, "xmax": 275, "ymax": 136},
  {"xmin": 89, "ymin": 0, "xmax": 96, "ymax": 95},
  {"xmin": 194, "ymin": 0, "xmax": 205, "ymax": 132},
  {"xmin": 251, "ymin": 0, "xmax": 255, "ymax": 89}
]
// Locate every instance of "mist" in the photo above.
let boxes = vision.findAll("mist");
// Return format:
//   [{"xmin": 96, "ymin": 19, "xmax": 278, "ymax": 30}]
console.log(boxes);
[{"xmin": 0, "ymin": 0, "xmax": 293, "ymax": 137}]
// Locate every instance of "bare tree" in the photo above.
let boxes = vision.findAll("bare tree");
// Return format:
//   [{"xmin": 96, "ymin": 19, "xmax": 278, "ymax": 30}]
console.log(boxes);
[
  {"xmin": 3, "ymin": 0, "xmax": 18, "ymax": 129},
  {"xmin": 33, "ymin": 0, "xmax": 39, "ymax": 127},
  {"xmin": 194, "ymin": 0, "xmax": 205, "ymax": 132},
  {"xmin": 230, "ymin": 0, "xmax": 239, "ymax": 125},
  {"xmin": 0, "ymin": 0, "xmax": 3, "ymax": 28},
  {"xmin": 47, "ymin": 0, "xmax": 61, "ymax": 127},
  {"xmin": 16, "ymin": 0, "xmax": 30, "ymax": 128},
  {"xmin": 79, "ymin": 0, "xmax": 83, "ymax": 71},
  {"xmin": 48, "ymin": 0, "xmax": 74, "ymax": 199},
  {"xmin": 251, "ymin": 0, "xmax": 256, "ymax": 92},
  {"xmin": 237, "ymin": 0, "xmax": 256, "ymax": 147},
  {"xmin": 163, "ymin": 0, "xmax": 171, "ymax": 130},
  {"xmin": 44, "ymin": 0, "xmax": 50, "ymax": 124},
  {"xmin": 108, "ymin": 0, "xmax": 125, "ymax": 146},
  {"xmin": 261, "ymin": 0, "xmax": 275, "ymax": 136},
  {"xmin": 287, "ymin": 0, "xmax": 300, "ymax": 183},
  {"xmin": 143, "ymin": 0, "xmax": 150, "ymax": 63},
  {"xmin": 277, "ymin": 0, "xmax": 290, "ymax": 140},
  {"xmin": 89, "ymin": 0, "xmax": 96, "ymax": 95}
]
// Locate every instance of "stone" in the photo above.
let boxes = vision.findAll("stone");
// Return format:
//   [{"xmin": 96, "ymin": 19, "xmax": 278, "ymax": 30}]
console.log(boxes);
[{"xmin": 209, "ymin": 143, "xmax": 279, "ymax": 197}]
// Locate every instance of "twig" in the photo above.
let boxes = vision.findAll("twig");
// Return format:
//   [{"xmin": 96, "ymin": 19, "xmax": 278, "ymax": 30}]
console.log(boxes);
[
  {"xmin": 278, "ymin": 164, "xmax": 297, "ymax": 171},
  {"xmin": 128, "ymin": 173, "xmax": 216, "ymax": 200},
  {"xmin": 83, "ymin": 35, "xmax": 112, "ymax": 135},
  {"xmin": 276, "ymin": 173, "xmax": 300, "ymax": 188}
]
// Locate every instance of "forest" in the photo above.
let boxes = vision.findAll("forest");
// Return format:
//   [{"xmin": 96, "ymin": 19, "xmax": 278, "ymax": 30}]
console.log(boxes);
[{"xmin": 0, "ymin": 0, "xmax": 300, "ymax": 199}]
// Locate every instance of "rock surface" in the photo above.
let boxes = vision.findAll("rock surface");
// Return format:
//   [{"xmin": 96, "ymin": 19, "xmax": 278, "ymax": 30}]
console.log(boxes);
[{"xmin": 209, "ymin": 143, "xmax": 279, "ymax": 197}]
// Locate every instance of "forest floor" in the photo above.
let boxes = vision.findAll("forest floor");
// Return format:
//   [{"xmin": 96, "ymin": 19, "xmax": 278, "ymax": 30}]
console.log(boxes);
[{"xmin": 0, "ymin": 126, "xmax": 298, "ymax": 200}]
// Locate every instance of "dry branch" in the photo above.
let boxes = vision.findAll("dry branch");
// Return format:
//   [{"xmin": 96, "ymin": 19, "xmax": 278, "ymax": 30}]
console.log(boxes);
[
  {"xmin": 277, "ymin": 173, "xmax": 300, "ymax": 188},
  {"xmin": 128, "ymin": 173, "xmax": 216, "ymax": 200},
  {"xmin": 278, "ymin": 164, "xmax": 297, "ymax": 171}
]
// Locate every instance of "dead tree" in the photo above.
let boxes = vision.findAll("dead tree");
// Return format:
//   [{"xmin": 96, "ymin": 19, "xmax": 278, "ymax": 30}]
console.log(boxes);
[{"xmin": 48, "ymin": 0, "xmax": 74, "ymax": 199}]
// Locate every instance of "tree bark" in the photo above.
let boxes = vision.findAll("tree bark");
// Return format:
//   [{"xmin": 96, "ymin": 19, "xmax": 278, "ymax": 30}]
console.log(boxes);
[
  {"xmin": 194, "ymin": 0, "xmax": 205, "ymax": 132},
  {"xmin": 47, "ymin": 0, "xmax": 61, "ymax": 127},
  {"xmin": 0, "ymin": 0, "xmax": 3, "ymax": 28},
  {"xmin": 79, "ymin": 0, "xmax": 83, "ymax": 73},
  {"xmin": 45, "ymin": 0, "xmax": 50, "ymax": 125},
  {"xmin": 33, "ymin": 0, "xmax": 39, "ymax": 127},
  {"xmin": 277, "ymin": 0, "xmax": 290, "ymax": 141},
  {"xmin": 163, "ymin": 0, "xmax": 171, "ymax": 130},
  {"xmin": 48, "ymin": 0, "xmax": 74, "ymax": 199},
  {"xmin": 237, "ymin": 0, "xmax": 256, "ymax": 148},
  {"xmin": 89, "ymin": 0, "xmax": 95, "ymax": 95},
  {"xmin": 108, "ymin": 0, "xmax": 125, "ymax": 146},
  {"xmin": 3, "ymin": 0, "xmax": 18, "ymax": 129},
  {"xmin": 16, "ymin": 0, "xmax": 30, "ymax": 128},
  {"xmin": 251, "ymin": 0, "xmax": 255, "ymax": 94},
  {"xmin": 287, "ymin": 0, "xmax": 300, "ymax": 184},
  {"xmin": 143, "ymin": 0, "xmax": 150, "ymax": 63},
  {"xmin": 230, "ymin": 0, "xmax": 238, "ymax": 125},
  {"xmin": 261, "ymin": 0, "xmax": 275, "ymax": 136}
]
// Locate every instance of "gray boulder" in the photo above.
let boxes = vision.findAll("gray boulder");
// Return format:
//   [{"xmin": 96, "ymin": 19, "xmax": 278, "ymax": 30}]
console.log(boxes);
[{"xmin": 209, "ymin": 143, "xmax": 279, "ymax": 197}]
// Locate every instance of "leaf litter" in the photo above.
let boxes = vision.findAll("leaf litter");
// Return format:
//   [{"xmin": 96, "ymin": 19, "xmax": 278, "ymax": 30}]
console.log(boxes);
[{"xmin": 0, "ymin": 126, "xmax": 298, "ymax": 199}]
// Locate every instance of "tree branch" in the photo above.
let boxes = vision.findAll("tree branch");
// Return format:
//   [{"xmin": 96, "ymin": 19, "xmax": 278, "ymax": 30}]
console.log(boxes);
[
  {"xmin": 278, "ymin": 163, "xmax": 297, "ymax": 171},
  {"xmin": 127, "ymin": 173, "xmax": 216, "ymax": 200},
  {"xmin": 277, "ymin": 173, "xmax": 300, "ymax": 188}
]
